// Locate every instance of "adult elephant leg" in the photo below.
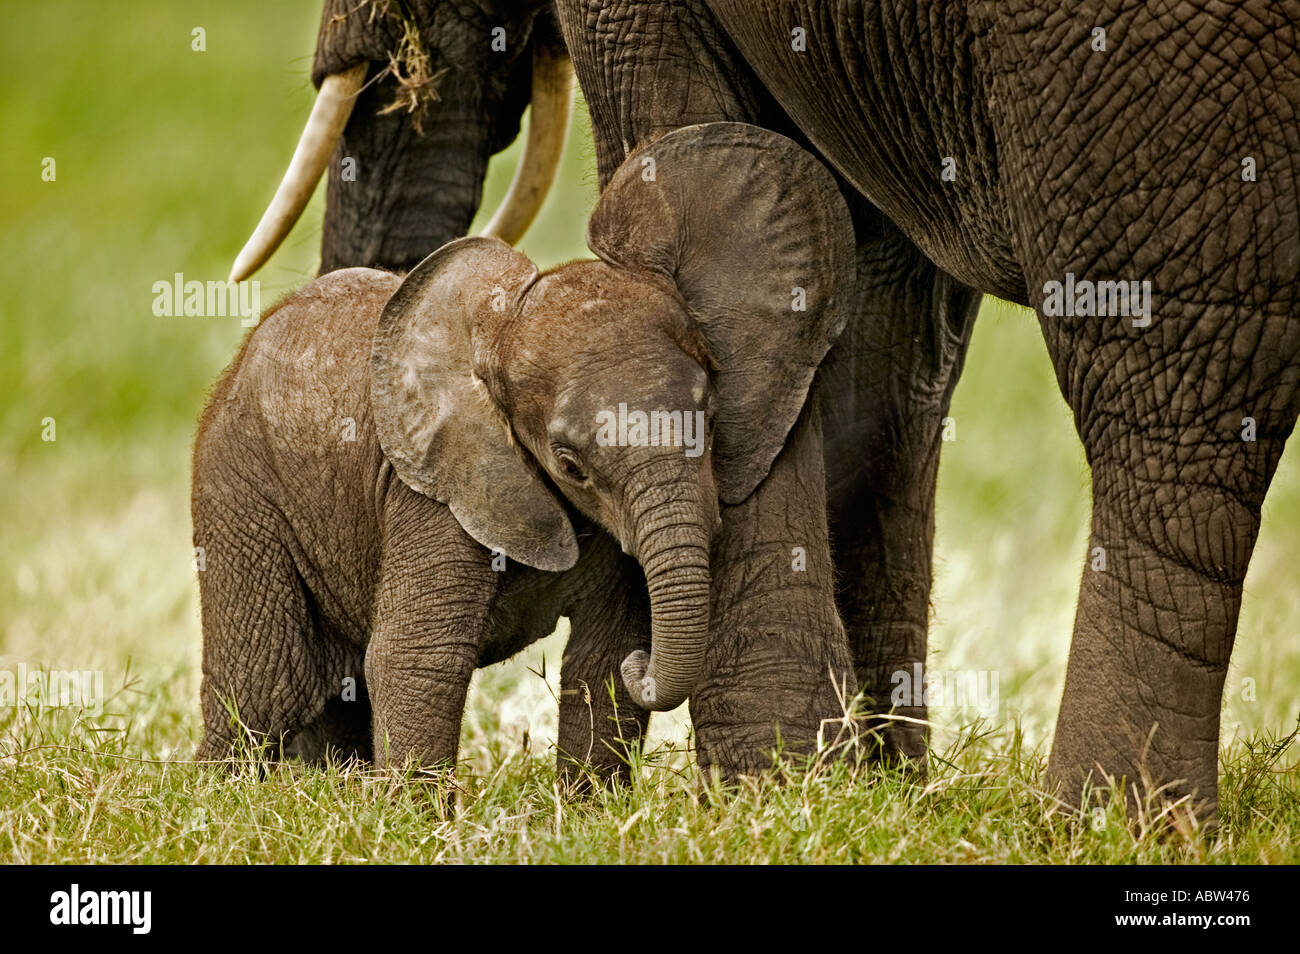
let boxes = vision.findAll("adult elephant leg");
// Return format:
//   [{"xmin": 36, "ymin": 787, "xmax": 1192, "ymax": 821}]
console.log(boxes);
[
  {"xmin": 822, "ymin": 202, "xmax": 979, "ymax": 763},
  {"xmin": 1041, "ymin": 299, "xmax": 1300, "ymax": 818},
  {"xmin": 692, "ymin": 398, "xmax": 855, "ymax": 779},
  {"xmin": 978, "ymin": 0, "xmax": 1300, "ymax": 818},
  {"xmin": 556, "ymin": 0, "xmax": 857, "ymax": 777}
]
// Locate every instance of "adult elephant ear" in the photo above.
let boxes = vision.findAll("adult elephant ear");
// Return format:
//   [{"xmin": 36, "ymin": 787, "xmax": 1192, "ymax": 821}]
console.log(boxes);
[
  {"xmin": 371, "ymin": 236, "xmax": 579, "ymax": 572},
  {"xmin": 587, "ymin": 122, "xmax": 856, "ymax": 504}
]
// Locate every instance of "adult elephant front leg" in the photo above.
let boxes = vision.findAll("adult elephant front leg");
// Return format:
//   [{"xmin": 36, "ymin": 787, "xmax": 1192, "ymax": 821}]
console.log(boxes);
[
  {"xmin": 555, "ymin": 0, "xmax": 900, "ymax": 777},
  {"xmin": 693, "ymin": 399, "xmax": 855, "ymax": 778},
  {"xmin": 822, "ymin": 203, "xmax": 979, "ymax": 764}
]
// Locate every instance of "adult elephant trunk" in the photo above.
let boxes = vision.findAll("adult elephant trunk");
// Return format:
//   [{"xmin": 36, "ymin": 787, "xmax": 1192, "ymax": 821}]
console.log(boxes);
[
  {"xmin": 229, "ymin": 40, "xmax": 572, "ymax": 281},
  {"xmin": 317, "ymin": 64, "xmax": 496, "ymax": 274},
  {"xmin": 620, "ymin": 463, "xmax": 715, "ymax": 712}
]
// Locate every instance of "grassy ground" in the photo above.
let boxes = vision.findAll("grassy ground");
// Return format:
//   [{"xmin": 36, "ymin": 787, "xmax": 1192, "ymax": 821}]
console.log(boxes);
[{"xmin": 1, "ymin": 1, "xmax": 1297, "ymax": 863}]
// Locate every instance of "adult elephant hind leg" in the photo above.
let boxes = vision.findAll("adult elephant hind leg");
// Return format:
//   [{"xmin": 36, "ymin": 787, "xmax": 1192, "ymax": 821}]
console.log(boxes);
[
  {"xmin": 1043, "ymin": 300, "xmax": 1300, "ymax": 820},
  {"xmin": 193, "ymin": 497, "xmax": 329, "ymax": 764},
  {"xmin": 983, "ymin": 0, "xmax": 1300, "ymax": 820},
  {"xmin": 821, "ymin": 211, "xmax": 979, "ymax": 766}
]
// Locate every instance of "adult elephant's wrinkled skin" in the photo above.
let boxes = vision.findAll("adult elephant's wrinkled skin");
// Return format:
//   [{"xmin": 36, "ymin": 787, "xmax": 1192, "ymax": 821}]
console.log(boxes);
[{"xmin": 558, "ymin": 0, "xmax": 1300, "ymax": 817}]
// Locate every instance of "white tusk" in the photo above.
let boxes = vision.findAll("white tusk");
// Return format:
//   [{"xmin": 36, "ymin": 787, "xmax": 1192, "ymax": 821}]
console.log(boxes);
[
  {"xmin": 480, "ymin": 43, "xmax": 575, "ymax": 246},
  {"xmin": 229, "ymin": 64, "xmax": 367, "ymax": 282}
]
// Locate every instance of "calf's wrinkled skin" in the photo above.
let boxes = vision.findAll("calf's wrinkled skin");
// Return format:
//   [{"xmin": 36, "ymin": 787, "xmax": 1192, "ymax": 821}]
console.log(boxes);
[
  {"xmin": 193, "ymin": 267, "xmax": 653, "ymax": 778},
  {"xmin": 217, "ymin": 0, "xmax": 578, "ymax": 765},
  {"xmin": 194, "ymin": 129, "xmax": 858, "ymax": 776},
  {"xmin": 559, "ymin": 0, "xmax": 1300, "ymax": 816}
]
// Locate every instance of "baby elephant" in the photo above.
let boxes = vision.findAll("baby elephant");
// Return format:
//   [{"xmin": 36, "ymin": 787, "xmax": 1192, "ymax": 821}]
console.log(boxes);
[{"xmin": 192, "ymin": 123, "xmax": 853, "ymax": 776}]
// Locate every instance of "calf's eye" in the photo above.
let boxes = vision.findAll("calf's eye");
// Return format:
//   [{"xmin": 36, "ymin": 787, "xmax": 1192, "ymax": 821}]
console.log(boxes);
[{"xmin": 553, "ymin": 447, "xmax": 588, "ymax": 483}]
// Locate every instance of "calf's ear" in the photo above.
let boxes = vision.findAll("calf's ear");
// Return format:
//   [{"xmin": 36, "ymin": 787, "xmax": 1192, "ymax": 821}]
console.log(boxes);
[{"xmin": 370, "ymin": 236, "xmax": 578, "ymax": 572}]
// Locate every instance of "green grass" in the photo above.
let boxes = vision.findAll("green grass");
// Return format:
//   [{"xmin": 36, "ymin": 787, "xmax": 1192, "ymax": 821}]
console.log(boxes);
[
  {"xmin": 1, "ymin": 1, "xmax": 1297, "ymax": 863},
  {"xmin": 3, "ymin": 698, "xmax": 1297, "ymax": 863}
]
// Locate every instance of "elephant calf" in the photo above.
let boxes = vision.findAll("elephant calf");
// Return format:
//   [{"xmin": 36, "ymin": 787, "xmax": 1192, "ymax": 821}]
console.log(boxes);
[{"xmin": 191, "ymin": 247, "xmax": 676, "ymax": 776}]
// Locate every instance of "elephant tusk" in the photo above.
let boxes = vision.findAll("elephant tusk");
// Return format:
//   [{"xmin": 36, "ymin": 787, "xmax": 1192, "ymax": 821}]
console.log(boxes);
[
  {"xmin": 479, "ymin": 43, "xmax": 574, "ymax": 245},
  {"xmin": 229, "ymin": 64, "xmax": 367, "ymax": 283}
]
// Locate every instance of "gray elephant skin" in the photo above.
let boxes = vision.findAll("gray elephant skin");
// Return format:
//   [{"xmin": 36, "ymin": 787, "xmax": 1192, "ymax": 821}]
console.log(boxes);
[
  {"xmin": 194, "ymin": 138, "xmax": 856, "ymax": 777},
  {"xmin": 310, "ymin": 0, "xmax": 557, "ymax": 272},
  {"xmin": 554, "ymin": 0, "xmax": 1300, "ymax": 816}
]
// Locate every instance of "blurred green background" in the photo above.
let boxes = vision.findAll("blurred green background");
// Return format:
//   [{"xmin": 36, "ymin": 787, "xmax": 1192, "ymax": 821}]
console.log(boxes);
[{"xmin": 1, "ymin": 0, "xmax": 1296, "ymax": 765}]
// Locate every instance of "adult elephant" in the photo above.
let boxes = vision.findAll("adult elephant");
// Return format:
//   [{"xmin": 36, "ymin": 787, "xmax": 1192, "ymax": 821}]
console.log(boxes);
[
  {"xmin": 230, "ymin": 0, "xmax": 573, "ymax": 281},
  {"xmin": 557, "ymin": 0, "xmax": 1300, "ymax": 816}
]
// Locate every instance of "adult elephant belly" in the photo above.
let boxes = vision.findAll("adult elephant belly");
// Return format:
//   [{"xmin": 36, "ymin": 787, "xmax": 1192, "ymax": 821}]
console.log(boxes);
[{"xmin": 707, "ymin": 0, "xmax": 1027, "ymax": 304}]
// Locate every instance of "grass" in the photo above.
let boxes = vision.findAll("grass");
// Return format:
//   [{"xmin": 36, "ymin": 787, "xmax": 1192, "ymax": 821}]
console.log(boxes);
[
  {"xmin": 3, "ymin": 695, "xmax": 1297, "ymax": 864},
  {"xmin": 1, "ymin": 1, "xmax": 1297, "ymax": 863}
]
